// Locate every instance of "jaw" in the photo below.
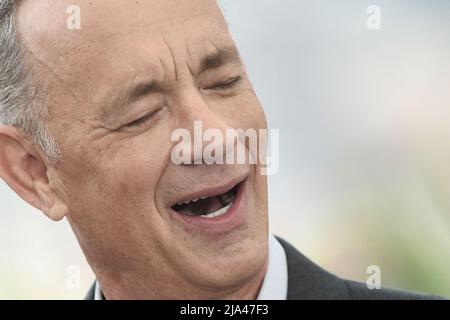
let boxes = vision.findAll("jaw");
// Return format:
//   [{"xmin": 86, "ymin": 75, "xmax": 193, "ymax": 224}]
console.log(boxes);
[
  {"xmin": 66, "ymin": 157, "xmax": 269, "ymax": 299},
  {"xmin": 153, "ymin": 167, "xmax": 270, "ymax": 293}
]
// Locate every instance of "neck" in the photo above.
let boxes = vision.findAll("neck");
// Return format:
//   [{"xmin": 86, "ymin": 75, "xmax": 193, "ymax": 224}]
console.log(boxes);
[{"xmin": 215, "ymin": 258, "xmax": 268, "ymax": 300}]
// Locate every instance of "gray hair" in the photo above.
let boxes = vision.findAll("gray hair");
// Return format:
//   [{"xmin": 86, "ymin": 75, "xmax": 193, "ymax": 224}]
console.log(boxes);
[{"xmin": 0, "ymin": 0, "xmax": 61, "ymax": 163}]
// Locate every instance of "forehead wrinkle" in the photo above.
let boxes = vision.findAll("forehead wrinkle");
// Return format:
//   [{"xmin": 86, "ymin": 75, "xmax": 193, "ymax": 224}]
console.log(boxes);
[{"xmin": 162, "ymin": 35, "xmax": 179, "ymax": 82}]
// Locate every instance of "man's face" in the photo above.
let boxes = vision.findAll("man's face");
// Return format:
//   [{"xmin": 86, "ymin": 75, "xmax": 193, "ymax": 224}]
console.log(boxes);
[{"xmin": 18, "ymin": 0, "xmax": 268, "ymax": 298}]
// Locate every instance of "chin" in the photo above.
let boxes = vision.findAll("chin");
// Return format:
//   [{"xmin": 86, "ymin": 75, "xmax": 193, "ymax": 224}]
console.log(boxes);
[{"xmin": 186, "ymin": 226, "xmax": 269, "ymax": 291}]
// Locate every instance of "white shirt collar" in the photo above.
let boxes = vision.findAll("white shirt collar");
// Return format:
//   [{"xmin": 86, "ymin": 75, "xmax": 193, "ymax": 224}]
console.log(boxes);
[
  {"xmin": 256, "ymin": 234, "xmax": 288, "ymax": 300},
  {"xmin": 94, "ymin": 277, "xmax": 103, "ymax": 300},
  {"xmin": 94, "ymin": 234, "xmax": 288, "ymax": 300}
]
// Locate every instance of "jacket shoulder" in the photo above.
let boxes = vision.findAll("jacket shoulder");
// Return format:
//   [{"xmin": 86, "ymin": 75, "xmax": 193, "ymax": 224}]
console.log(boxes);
[
  {"xmin": 276, "ymin": 236, "xmax": 351, "ymax": 299},
  {"xmin": 276, "ymin": 236, "xmax": 445, "ymax": 300},
  {"xmin": 344, "ymin": 280, "xmax": 445, "ymax": 300}
]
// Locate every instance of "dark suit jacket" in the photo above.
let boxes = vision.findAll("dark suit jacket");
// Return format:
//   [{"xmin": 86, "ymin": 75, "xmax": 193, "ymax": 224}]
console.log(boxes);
[{"xmin": 85, "ymin": 237, "xmax": 444, "ymax": 300}]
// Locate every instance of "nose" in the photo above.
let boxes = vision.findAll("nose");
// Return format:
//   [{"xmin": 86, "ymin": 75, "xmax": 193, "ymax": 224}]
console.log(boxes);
[{"xmin": 170, "ymin": 88, "xmax": 233, "ymax": 166}]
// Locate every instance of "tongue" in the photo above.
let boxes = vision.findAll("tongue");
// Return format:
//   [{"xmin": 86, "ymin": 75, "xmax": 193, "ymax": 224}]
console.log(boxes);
[{"xmin": 179, "ymin": 196, "xmax": 225, "ymax": 216}]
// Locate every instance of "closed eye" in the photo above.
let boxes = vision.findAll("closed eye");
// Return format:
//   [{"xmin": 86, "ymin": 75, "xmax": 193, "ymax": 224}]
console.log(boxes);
[
  {"xmin": 125, "ymin": 111, "xmax": 157, "ymax": 128},
  {"xmin": 204, "ymin": 76, "xmax": 243, "ymax": 91}
]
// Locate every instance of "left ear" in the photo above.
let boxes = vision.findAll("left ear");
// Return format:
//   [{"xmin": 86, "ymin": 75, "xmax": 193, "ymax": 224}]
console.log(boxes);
[{"xmin": 0, "ymin": 126, "xmax": 68, "ymax": 221}]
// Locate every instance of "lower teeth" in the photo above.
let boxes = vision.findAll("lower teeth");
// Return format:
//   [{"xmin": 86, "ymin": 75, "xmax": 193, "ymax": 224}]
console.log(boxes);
[{"xmin": 200, "ymin": 202, "xmax": 232, "ymax": 219}]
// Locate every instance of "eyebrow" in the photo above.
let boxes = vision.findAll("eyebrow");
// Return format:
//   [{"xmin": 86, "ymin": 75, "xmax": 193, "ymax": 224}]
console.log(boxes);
[
  {"xmin": 101, "ymin": 46, "xmax": 242, "ymax": 118},
  {"xmin": 127, "ymin": 80, "xmax": 163, "ymax": 104},
  {"xmin": 198, "ymin": 46, "xmax": 242, "ymax": 74},
  {"xmin": 125, "ymin": 47, "xmax": 241, "ymax": 102}
]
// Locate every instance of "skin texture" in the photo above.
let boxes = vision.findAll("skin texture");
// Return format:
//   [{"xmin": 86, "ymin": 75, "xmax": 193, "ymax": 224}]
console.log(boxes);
[{"xmin": 0, "ymin": 0, "xmax": 269, "ymax": 299}]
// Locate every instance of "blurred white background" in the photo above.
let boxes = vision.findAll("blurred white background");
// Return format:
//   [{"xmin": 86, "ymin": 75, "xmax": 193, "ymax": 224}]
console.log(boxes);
[{"xmin": 1, "ymin": 0, "xmax": 449, "ymax": 299}]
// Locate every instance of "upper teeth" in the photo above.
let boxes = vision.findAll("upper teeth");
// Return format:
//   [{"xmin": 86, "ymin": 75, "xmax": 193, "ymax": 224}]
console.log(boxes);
[{"xmin": 178, "ymin": 197, "xmax": 204, "ymax": 206}]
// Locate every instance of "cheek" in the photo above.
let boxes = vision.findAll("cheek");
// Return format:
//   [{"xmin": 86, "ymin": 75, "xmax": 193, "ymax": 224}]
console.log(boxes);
[
  {"xmin": 218, "ymin": 91, "xmax": 267, "ymax": 130},
  {"xmin": 60, "ymin": 129, "xmax": 174, "ymax": 221}
]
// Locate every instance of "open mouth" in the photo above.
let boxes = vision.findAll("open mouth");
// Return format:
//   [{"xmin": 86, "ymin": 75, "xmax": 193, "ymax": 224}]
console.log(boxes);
[{"xmin": 171, "ymin": 183, "xmax": 240, "ymax": 219}]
